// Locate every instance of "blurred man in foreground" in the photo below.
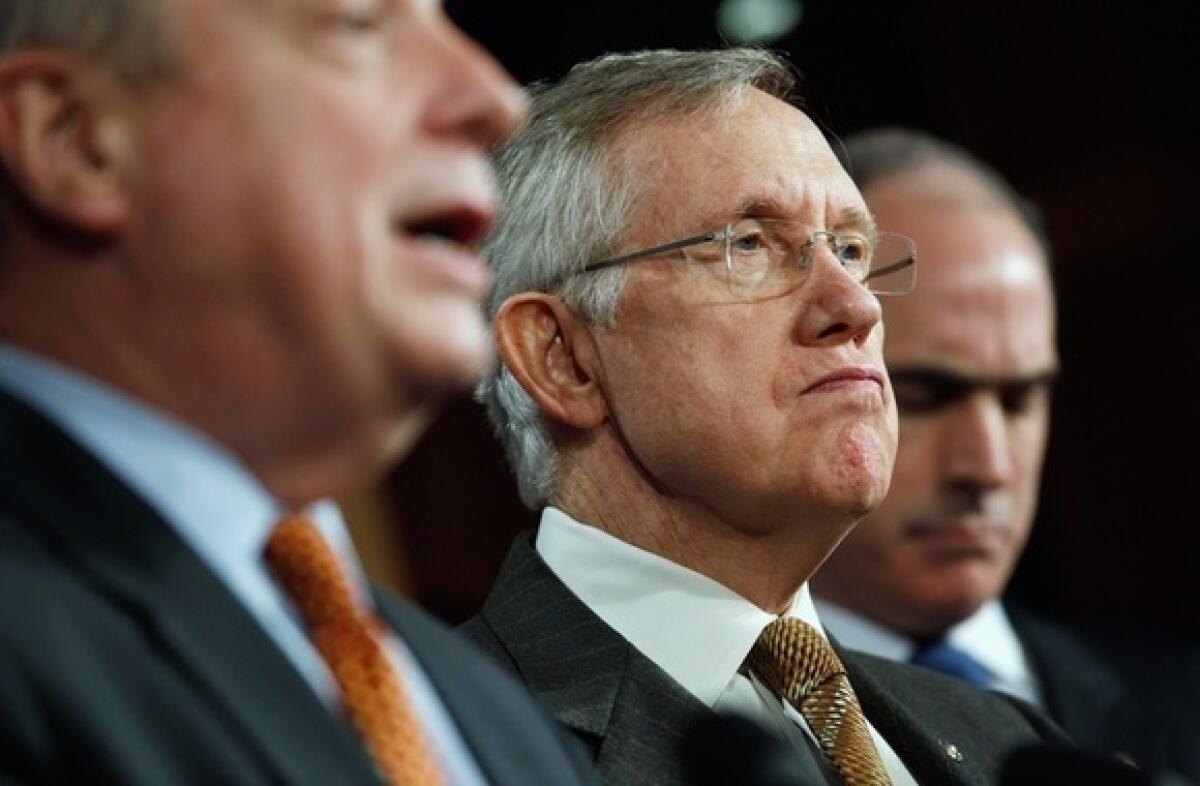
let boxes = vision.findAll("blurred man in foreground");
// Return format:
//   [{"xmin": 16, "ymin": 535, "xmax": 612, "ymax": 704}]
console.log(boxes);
[
  {"xmin": 0, "ymin": 2, "xmax": 591, "ymax": 784},
  {"xmin": 812, "ymin": 128, "xmax": 1200, "ymax": 778},
  {"xmin": 464, "ymin": 49, "xmax": 1067, "ymax": 786}
]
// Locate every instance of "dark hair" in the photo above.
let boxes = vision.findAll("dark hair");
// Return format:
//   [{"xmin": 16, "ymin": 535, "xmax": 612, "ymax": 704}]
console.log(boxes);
[{"xmin": 839, "ymin": 127, "xmax": 1050, "ymax": 259}]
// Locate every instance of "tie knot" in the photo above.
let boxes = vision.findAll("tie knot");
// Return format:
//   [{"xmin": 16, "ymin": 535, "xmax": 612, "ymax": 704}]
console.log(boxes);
[
  {"xmin": 748, "ymin": 617, "xmax": 845, "ymax": 704},
  {"xmin": 748, "ymin": 618, "xmax": 893, "ymax": 785},
  {"xmin": 265, "ymin": 514, "xmax": 360, "ymax": 628}
]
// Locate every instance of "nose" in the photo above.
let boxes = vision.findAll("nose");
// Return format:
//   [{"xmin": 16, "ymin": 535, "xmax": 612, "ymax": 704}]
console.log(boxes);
[
  {"xmin": 792, "ymin": 244, "xmax": 883, "ymax": 347},
  {"xmin": 422, "ymin": 16, "xmax": 527, "ymax": 149},
  {"xmin": 941, "ymin": 392, "xmax": 1015, "ymax": 492}
]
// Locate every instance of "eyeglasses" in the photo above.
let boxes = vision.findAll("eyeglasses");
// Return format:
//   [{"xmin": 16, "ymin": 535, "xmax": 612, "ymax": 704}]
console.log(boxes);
[{"xmin": 582, "ymin": 218, "xmax": 917, "ymax": 298}]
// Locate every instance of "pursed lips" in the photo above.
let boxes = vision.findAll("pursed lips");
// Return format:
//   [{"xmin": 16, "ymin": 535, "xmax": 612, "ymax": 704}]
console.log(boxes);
[
  {"xmin": 801, "ymin": 366, "xmax": 885, "ymax": 395},
  {"xmin": 904, "ymin": 518, "xmax": 1012, "ymax": 554}
]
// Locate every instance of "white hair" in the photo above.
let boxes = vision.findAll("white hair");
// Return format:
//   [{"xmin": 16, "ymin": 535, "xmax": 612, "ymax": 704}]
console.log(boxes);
[{"xmin": 478, "ymin": 48, "xmax": 797, "ymax": 508}]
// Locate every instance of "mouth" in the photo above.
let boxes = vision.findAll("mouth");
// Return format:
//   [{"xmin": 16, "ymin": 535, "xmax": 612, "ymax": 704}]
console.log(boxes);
[
  {"xmin": 905, "ymin": 518, "xmax": 1011, "ymax": 556},
  {"xmin": 394, "ymin": 203, "xmax": 496, "ymax": 292},
  {"xmin": 398, "ymin": 203, "xmax": 493, "ymax": 252},
  {"xmin": 802, "ymin": 366, "xmax": 885, "ymax": 395}
]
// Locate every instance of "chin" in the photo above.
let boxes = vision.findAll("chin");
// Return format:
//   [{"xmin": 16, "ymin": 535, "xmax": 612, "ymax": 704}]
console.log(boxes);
[
  {"xmin": 912, "ymin": 579, "xmax": 998, "ymax": 630},
  {"xmin": 394, "ymin": 308, "xmax": 494, "ymax": 391}
]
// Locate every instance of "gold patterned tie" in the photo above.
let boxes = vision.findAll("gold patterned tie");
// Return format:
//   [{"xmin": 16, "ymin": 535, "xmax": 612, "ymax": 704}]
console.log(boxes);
[
  {"xmin": 747, "ymin": 617, "xmax": 892, "ymax": 786},
  {"xmin": 265, "ymin": 514, "xmax": 444, "ymax": 786}
]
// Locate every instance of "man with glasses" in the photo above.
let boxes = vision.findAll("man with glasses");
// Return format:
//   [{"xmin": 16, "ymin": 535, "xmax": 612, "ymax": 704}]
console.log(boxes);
[
  {"xmin": 463, "ymin": 49, "xmax": 1066, "ymax": 785},
  {"xmin": 811, "ymin": 128, "xmax": 1200, "ymax": 780}
]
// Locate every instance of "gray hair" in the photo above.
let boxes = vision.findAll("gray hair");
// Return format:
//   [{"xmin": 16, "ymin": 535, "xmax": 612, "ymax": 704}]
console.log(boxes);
[
  {"xmin": 839, "ymin": 127, "xmax": 1050, "ymax": 259},
  {"xmin": 0, "ymin": 0, "xmax": 172, "ymax": 79},
  {"xmin": 477, "ymin": 48, "xmax": 797, "ymax": 509}
]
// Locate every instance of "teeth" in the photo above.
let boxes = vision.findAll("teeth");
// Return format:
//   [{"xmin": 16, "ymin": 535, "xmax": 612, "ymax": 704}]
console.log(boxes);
[{"xmin": 418, "ymin": 233, "xmax": 459, "ymax": 248}]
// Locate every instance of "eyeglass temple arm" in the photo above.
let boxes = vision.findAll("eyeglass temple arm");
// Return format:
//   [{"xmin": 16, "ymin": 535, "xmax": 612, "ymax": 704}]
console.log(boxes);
[
  {"xmin": 862, "ymin": 254, "xmax": 915, "ymax": 283},
  {"xmin": 583, "ymin": 231, "xmax": 723, "ymax": 273}
]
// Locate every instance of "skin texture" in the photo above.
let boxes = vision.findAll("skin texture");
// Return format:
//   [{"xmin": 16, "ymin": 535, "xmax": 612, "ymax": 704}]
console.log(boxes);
[
  {"xmin": 498, "ymin": 89, "xmax": 898, "ymax": 613},
  {"xmin": 812, "ymin": 161, "xmax": 1057, "ymax": 636},
  {"xmin": 0, "ymin": 0, "xmax": 524, "ymax": 502}
]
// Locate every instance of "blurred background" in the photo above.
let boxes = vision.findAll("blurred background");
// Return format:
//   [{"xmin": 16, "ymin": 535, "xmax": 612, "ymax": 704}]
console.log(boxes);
[{"xmin": 348, "ymin": 0, "xmax": 1200, "ymax": 640}]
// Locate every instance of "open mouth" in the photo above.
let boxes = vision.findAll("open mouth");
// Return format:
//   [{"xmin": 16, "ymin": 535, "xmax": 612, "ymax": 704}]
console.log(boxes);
[{"xmin": 400, "ymin": 206, "xmax": 491, "ymax": 252}]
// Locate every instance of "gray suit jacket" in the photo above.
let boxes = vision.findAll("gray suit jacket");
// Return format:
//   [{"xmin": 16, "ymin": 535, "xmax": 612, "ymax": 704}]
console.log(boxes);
[{"xmin": 463, "ymin": 534, "xmax": 1069, "ymax": 786}]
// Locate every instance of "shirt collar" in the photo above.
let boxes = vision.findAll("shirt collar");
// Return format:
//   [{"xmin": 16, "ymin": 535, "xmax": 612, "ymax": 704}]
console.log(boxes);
[
  {"xmin": 945, "ymin": 599, "xmax": 1032, "ymax": 689},
  {"xmin": 0, "ymin": 343, "xmax": 368, "ymax": 616},
  {"xmin": 814, "ymin": 596, "xmax": 1036, "ymax": 693},
  {"xmin": 536, "ymin": 506, "xmax": 827, "ymax": 708},
  {"xmin": 812, "ymin": 598, "xmax": 916, "ymax": 660}
]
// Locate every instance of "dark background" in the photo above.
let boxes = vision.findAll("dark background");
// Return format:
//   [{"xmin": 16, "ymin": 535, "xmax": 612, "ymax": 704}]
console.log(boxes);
[{"xmin": 385, "ymin": 0, "xmax": 1200, "ymax": 639}]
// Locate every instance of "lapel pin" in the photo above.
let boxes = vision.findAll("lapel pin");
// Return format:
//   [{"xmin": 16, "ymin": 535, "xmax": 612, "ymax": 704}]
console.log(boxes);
[{"xmin": 941, "ymin": 741, "xmax": 964, "ymax": 762}]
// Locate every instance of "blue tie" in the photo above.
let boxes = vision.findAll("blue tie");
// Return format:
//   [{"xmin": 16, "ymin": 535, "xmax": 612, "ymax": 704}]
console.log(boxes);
[{"xmin": 910, "ymin": 640, "xmax": 993, "ymax": 688}]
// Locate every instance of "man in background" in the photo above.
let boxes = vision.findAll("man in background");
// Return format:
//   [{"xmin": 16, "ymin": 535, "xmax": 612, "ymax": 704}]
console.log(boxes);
[
  {"xmin": 464, "ymin": 49, "xmax": 1067, "ymax": 786},
  {"xmin": 812, "ymin": 128, "xmax": 1200, "ymax": 778},
  {"xmin": 0, "ymin": 2, "xmax": 591, "ymax": 784}
]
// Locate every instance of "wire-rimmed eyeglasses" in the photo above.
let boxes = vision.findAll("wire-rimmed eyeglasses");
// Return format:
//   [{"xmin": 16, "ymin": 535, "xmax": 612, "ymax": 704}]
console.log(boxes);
[{"xmin": 581, "ymin": 218, "xmax": 917, "ymax": 298}]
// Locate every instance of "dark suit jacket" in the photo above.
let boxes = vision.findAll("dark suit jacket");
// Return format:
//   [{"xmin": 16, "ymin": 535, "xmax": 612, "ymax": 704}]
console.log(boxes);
[
  {"xmin": 463, "ymin": 535, "xmax": 1069, "ymax": 786},
  {"xmin": 0, "ymin": 390, "xmax": 592, "ymax": 786},
  {"xmin": 1009, "ymin": 605, "xmax": 1200, "ymax": 780}
]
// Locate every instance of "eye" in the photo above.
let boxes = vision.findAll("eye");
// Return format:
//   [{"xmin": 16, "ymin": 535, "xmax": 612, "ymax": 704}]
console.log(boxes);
[
  {"xmin": 730, "ymin": 228, "xmax": 769, "ymax": 254},
  {"xmin": 999, "ymin": 381, "xmax": 1048, "ymax": 416},
  {"xmin": 835, "ymin": 233, "xmax": 872, "ymax": 276},
  {"xmin": 331, "ymin": 0, "xmax": 390, "ymax": 32},
  {"xmin": 890, "ymin": 370, "xmax": 971, "ymax": 414},
  {"xmin": 838, "ymin": 235, "xmax": 868, "ymax": 261}
]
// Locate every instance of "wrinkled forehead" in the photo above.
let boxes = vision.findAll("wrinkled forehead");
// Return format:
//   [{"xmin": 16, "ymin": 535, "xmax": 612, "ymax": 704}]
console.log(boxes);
[{"xmin": 615, "ymin": 88, "xmax": 869, "ymax": 243}]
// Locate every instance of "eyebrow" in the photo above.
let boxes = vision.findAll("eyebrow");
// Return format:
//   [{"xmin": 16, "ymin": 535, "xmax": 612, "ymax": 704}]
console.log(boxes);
[
  {"xmin": 832, "ymin": 208, "xmax": 880, "ymax": 245},
  {"xmin": 726, "ymin": 199, "xmax": 880, "ymax": 240},
  {"xmin": 728, "ymin": 196, "xmax": 793, "ymax": 223}
]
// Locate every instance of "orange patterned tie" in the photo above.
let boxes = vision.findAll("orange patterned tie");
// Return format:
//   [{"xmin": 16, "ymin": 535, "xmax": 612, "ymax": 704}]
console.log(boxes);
[
  {"xmin": 747, "ymin": 617, "xmax": 892, "ymax": 786},
  {"xmin": 265, "ymin": 514, "xmax": 444, "ymax": 786}
]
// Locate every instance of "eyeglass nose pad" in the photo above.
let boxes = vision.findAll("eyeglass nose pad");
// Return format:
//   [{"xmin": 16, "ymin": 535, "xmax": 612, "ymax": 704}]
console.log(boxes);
[{"xmin": 803, "ymin": 231, "xmax": 842, "ymax": 272}]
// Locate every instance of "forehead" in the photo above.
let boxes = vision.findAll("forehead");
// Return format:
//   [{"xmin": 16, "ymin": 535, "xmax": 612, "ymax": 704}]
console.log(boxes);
[
  {"xmin": 616, "ymin": 89, "xmax": 866, "ymax": 242},
  {"xmin": 869, "ymin": 171, "xmax": 1056, "ymax": 373},
  {"xmin": 174, "ymin": 0, "xmax": 441, "ymax": 31}
]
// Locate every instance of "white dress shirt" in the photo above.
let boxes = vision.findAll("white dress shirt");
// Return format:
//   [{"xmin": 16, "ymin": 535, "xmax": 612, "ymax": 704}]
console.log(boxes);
[
  {"xmin": 815, "ymin": 597, "xmax": 1044, "ymax": 706},
  {"xmin": 537, "ymin": 507, "xmax": 918, "ymax": 785},
  {"xmin": 0, "ymin": 343, "xmax": 484, "ymax": 786}
]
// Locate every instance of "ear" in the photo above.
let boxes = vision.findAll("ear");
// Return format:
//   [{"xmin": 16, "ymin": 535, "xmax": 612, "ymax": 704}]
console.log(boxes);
[
  {"xmin": 0, "ymin": 52, "xmax": 134, "ymax": 236},
  {"xmin": 493, "ymin": 293, "xmax": 607, "ymax": 429}
]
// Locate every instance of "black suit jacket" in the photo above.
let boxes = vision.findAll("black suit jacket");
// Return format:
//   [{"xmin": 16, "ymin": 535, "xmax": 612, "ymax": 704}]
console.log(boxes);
[
  {"xmin": 1009, "ymin": 605, "xmax": 1200, "ymax": 780},
  {"xmin": 463, "ymin": 535, "xmax": 1069, "ymax": 786},
  {"xmin": 0, "ymin": 390, "xmax": 592, "ymax": 786}
]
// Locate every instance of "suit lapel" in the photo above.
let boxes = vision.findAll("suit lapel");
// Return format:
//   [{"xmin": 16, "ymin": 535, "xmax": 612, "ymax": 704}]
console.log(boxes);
[
  {"xmin": 839, "ymin": 640, "xmax": 989, "ymax": 786},
  {"xmin": 478, "ymin": 535, "xmax": 711, "ymax": 785},
  {"xmin": 1007, "ymin": 606, "xmax": 1123, "ymax": 743},
  {"xmin": 0, "ymin": 392, "xmax": 381, "ymax": 786}
]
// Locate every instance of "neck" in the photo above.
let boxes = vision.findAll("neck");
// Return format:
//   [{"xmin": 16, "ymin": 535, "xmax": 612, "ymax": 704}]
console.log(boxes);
[{"xmin": 552, "ymin": 435, "xmax": 854, "ymax": 614}]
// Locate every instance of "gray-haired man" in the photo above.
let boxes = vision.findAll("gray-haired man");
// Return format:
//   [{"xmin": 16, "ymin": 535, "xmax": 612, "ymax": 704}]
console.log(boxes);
[{"xmin": 463, "ymin": 49, "xmax": 1067, "ymax": 785}]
